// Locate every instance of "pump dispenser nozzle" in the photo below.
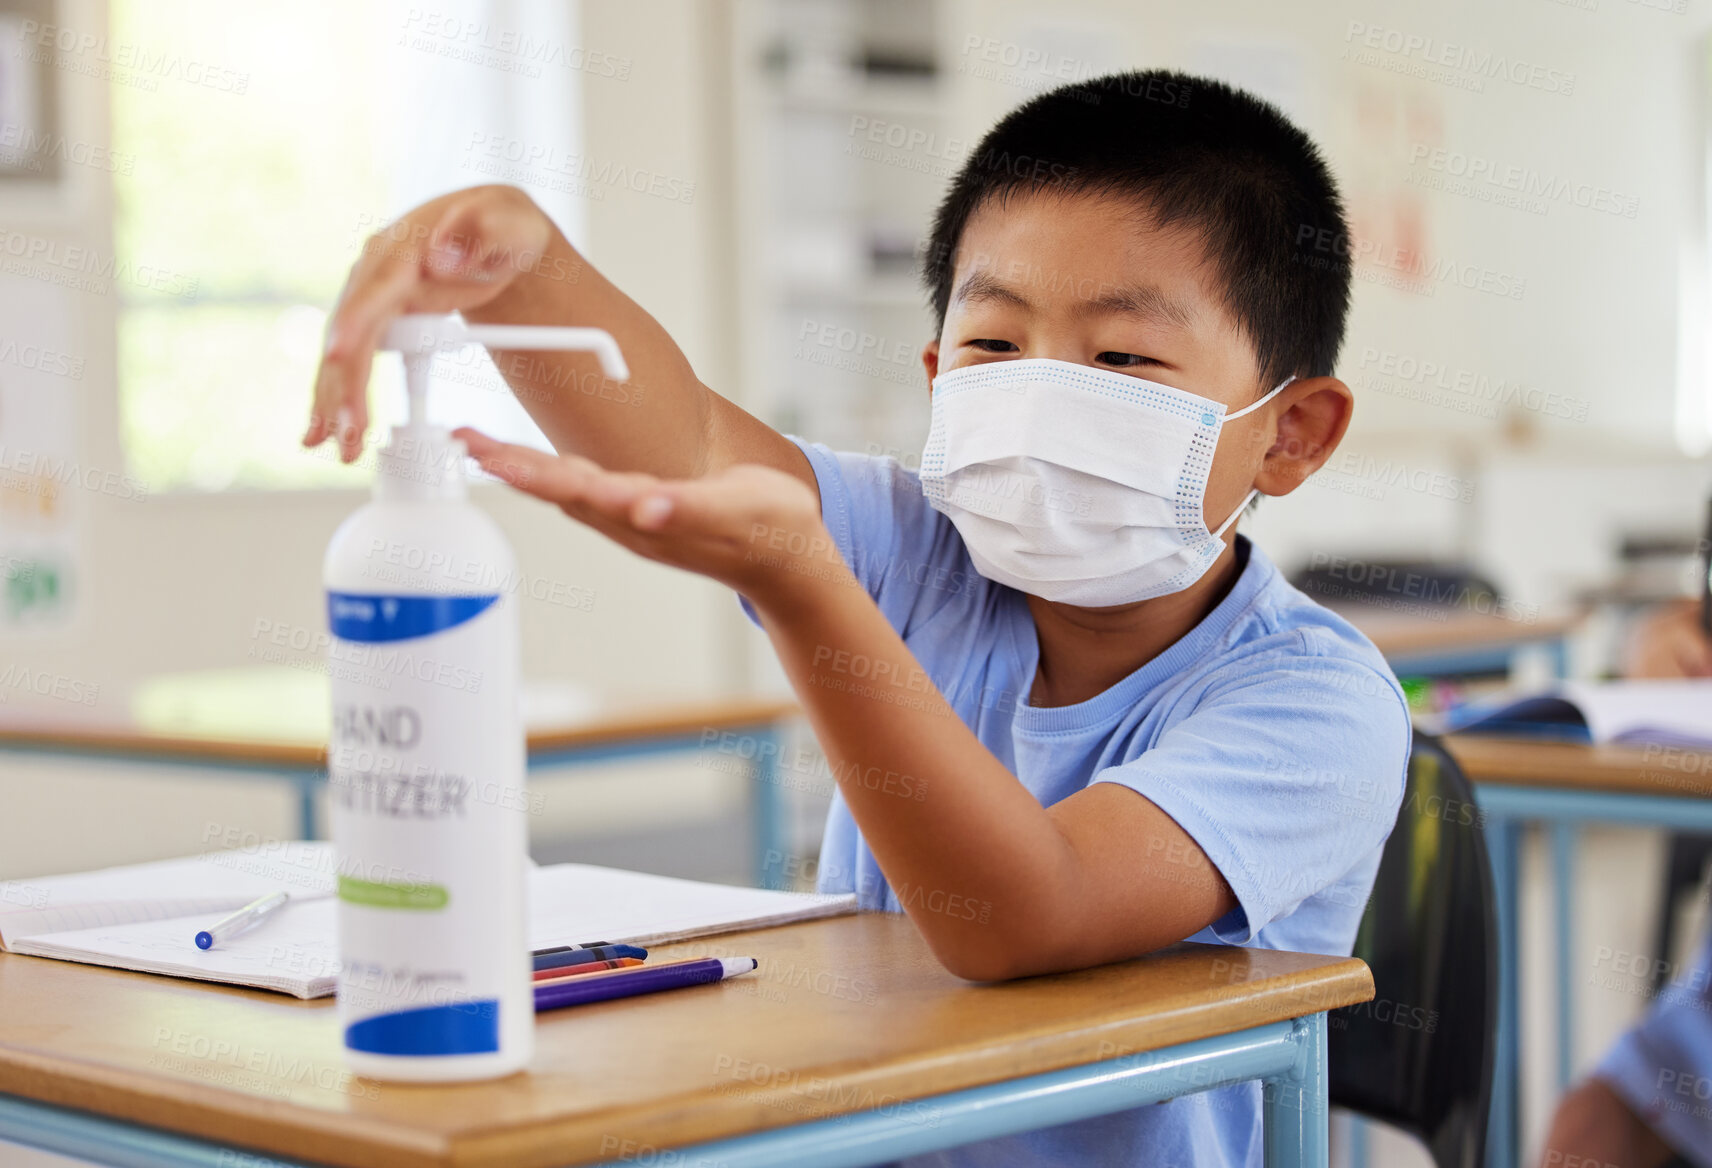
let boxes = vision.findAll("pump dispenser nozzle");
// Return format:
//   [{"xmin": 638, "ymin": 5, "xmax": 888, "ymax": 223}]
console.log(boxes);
[{"xmin": 372, "ymin": 315, "xmax": 628, "ymax": 501}]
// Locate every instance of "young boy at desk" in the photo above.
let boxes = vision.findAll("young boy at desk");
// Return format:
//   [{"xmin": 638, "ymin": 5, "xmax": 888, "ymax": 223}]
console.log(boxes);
[{"xmin": 306, "ymin": 72, "xmax": 1409, "ymax": 1165}]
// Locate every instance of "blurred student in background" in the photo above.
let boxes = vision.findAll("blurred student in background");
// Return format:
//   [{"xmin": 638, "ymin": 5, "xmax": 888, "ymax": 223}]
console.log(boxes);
[{"xmin": 1538, "ymin": 600, "xmax": 1712, "ymax": 1168}]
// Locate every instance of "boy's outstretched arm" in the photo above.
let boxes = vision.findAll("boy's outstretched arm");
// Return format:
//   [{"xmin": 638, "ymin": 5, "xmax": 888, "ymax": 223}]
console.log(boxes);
[
  {"xmin": 457, "ymin": 431, "xmax": 1238, "ymax": 983},
  {"xmin": 306, "ymin": 185, "xmax": 810, "ymax": 487},
  {"xmin": 755, "ymin": 549, "xmax": 1240, "ymax": 981}
]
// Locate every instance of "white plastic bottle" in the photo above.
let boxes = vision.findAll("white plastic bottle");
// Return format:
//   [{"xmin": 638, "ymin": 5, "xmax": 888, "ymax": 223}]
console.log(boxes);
[{"xmin": 323, "ymin": 314, "xmax": 628, "ymax": 1082}]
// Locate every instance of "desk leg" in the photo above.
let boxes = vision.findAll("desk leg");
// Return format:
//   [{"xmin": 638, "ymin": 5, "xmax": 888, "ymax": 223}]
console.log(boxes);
[
  {"xmin": 1551, "ymin": 820, "xmax": 1577, "ymax": 1090},
  {"xmin": 1486, "ymin": 815, "xmax": 1522, "ymax": 1168},
  {"xmin": 1346, "ymin": 1114, "xmax": 1369, "ymax": 1168},
  {"xmin": 297, "ymin": 775, "xmax": 320, "ymax": 841},
  {"xmin": 751, "ymin": 726, "xmax": 785, "ymax": 889},
  {"xmin": 1264, "ymin": 1012, "xmax": 1329, "ymax": 1168}
]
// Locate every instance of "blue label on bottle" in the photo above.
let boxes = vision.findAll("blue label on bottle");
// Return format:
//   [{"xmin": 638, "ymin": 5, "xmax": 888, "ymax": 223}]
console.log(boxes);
[
  {"xmin": 345, "ymin": 1000, "xmax": 500, "ymax": 1056},
  {"xmin": 327, "ymin": 592, "xmax": 499, "ymax": 643}
]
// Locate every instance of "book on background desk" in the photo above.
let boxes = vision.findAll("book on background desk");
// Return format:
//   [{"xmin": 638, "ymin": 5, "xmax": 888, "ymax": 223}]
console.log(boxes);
[
  {"xmin": 1437, "ymin": 678, "xmax": 1712, "ymax": 747},
  {"xmin": 0, "ymin": 843, "xmax": 855, "ymax": 998}
]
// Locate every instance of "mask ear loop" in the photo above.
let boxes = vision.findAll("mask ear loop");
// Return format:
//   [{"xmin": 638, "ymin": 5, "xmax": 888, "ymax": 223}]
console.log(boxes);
[
  {"xmin": 1211, "ymin": 489, "xmax": 1258, "ymax": 540},
  {"xmin": 1223, "ymin": 374, "xmax": 1296, "ymax": 422},
  {"xmin": 1208, "ymin": 375, "xmax": 1297, "ymax": 539}
]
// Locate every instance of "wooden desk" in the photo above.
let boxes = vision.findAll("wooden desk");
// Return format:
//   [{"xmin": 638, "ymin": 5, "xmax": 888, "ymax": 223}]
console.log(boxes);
[
  {"xmin": 1444, "ymin": 732, "xmax": 1712, "ymax": 1168},
  {"xmin": 0, "ymin": 695, "xmax": 799, "ymax": 775},
  {"xmin": 0, "ymin": 915, "xmax": 1371, "ymax": 1168},
  {"xmin": 1446, "ymin": 733, "xmax": 1705, "ymax": 797},
  {"xmin": 1333, "ymin": 606, "xmax": 1580, "ymax": 677},
  {"xmin": 0, "ymin": 674, "xmax": 800, "ymax": 886}
]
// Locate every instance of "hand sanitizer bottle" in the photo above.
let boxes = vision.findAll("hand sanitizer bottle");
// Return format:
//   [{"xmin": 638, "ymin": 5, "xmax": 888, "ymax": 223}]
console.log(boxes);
[{"xmin": 323, "ymin": 315, "xmax": 627, "ymax": 1082}]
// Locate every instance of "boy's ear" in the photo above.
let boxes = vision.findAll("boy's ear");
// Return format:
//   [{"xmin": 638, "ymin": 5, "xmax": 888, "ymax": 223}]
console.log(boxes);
[
  {"xmin": 921, "ymin": 340, "xmax": 940, "ymax": 390},
  {"xmin": 1252, "ymin": 377, "xmax": 1354, "ymax": 498}
]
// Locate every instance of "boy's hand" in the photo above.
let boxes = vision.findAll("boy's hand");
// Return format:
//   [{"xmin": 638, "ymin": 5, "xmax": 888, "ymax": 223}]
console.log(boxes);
[
  {"xmin": 456, "ymin": 428, "xmax": 847, "ymax": 614},
  {"xmin": 306, "ymin": 186, "xmax": 554, "ymax": 463}
]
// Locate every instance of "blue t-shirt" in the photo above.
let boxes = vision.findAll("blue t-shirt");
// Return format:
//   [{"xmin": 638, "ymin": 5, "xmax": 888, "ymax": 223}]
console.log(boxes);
[{"xmin": 778, "ymin": 441, "xmax": 1410, "ymax": 1168}]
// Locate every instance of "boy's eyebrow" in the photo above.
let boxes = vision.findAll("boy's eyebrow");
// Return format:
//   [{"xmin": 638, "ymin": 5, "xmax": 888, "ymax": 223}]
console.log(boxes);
[
  {"xmin": 954, "ymin": 270, "xmax": 1198, "ymax": 331},
  {"xmin": 953, "ymin": 270, "xmax": 1034, "ymax": 311},
  {"xmin": 1075, "ymin": 283, "xmax": 1198, "ymax": 331}
]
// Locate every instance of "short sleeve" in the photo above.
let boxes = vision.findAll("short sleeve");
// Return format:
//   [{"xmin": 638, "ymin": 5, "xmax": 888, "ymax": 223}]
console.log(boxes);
[
  {"xmin": 1092, "ymin": 650, "xmax": 1411, "ymax": 943},
  {"xmin": 742, "ymin": 438, "xmax": 981, "ymax": 635}
]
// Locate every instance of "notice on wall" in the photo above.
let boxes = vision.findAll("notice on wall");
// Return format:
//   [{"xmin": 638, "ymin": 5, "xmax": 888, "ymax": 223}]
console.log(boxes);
[{"xmin": 0, "ymin": 278, "xmax": 85, "ymax": 633}]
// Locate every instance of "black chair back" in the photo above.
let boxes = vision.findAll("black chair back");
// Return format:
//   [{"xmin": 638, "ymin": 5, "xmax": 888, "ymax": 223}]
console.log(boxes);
[{"xmin": 1329, "ymin": 734, "xmax": 1497, "ymax": 1168}]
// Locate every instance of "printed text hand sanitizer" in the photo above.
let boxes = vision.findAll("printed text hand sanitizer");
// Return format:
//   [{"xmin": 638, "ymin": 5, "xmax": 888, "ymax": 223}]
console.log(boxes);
[{"xmin": 324, "ymin": 314, "xmax": 628, "ymax": 1081}]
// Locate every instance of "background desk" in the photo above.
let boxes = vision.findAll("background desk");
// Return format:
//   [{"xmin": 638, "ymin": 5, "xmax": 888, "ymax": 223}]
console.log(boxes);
[
  {"xmin": 0, "ymin": 915, "xmax": 1371, "ymax": 1168},
  {"xmin": 1335, "ymin": 607, "xmax": 1579, "ymax": 679},
  {"xmin": 1446, "ymin": 733, "xmax": 1712, "ymax": 1168},
  {"xmin": 0, "ymin": 671, "xmax": 800, "ymax": 887}
]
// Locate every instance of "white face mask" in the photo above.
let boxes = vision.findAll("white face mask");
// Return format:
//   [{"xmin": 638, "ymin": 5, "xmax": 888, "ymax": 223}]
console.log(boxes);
[{"xmin": 918, "ymin": 358, "xmax": 1293, "ymax": 607}]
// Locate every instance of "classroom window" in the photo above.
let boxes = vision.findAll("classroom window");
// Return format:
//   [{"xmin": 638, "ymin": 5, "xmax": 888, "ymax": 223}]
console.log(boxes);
[{"xmin": 112, "ymin": 0, "xmax": 581, "ymax": 491}]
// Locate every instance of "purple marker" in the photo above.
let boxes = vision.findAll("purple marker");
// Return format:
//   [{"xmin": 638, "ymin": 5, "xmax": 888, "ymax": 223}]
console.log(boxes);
[{"xmin": 534, "ymin": 956, "xmax": 758, "ymax": 1012}]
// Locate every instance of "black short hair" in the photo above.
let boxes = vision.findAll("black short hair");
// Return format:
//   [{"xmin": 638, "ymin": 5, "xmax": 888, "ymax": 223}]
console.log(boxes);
[{"xmin": 922, "ymin": 70, "xmax": 1351, "ymax": 389}]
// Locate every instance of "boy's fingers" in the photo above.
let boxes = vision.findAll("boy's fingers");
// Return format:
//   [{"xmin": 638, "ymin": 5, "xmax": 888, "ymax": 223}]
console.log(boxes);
[
  {"xmin": 307, "ymin": 190, "xmax": 550, "ymax": 458},
  {"xmin": 457, "ymin": 429, "xmax": 602, "ymax": 505},
  {"xmin": 631, "ymin": 492, "xmax": 676, "ymax": 530},
  {"xmin": 626, "ymin": 476, "xmax": 754, "ymax": 538},
  {"xmin": 579, "ymin": 469, "xmax": 661, "ymax": 515},
  {"xmin": 428, "ymin": 198, "xmax": 514, "ymax": 284},
  {"xmin": 427, "ymin": 189, "xmax": 549, "ymax": 287},
  {"xmin": 458, "ymin": 431, "xmax": 669, "ymax": 556},
  {"xmin": 307, "ymin": 237, "xmax": 422, "ymax": 460},
  {"xmin": 459, "ymin": 431, "xmax": 553, "ymax": 489}
]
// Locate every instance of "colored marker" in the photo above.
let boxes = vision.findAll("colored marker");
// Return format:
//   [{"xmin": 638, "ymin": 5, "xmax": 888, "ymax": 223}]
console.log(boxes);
[
  {"xmin": 532, "ymin": 941, "xmax": 616, "ymax": 957},
  {"xmin": 194, "ymin": 891, "xmax": 290, "ymax": 951},
  {"xmin": 534, "ymin": 957, "xmax": 644, "ymax": 983},
  {"xmin": 533, "ymin": 944, "xmax": 648, "ymax": 973},
  {"xmin": 535, "ymin": 957, "xmax": 758, "ymax": 1013}
]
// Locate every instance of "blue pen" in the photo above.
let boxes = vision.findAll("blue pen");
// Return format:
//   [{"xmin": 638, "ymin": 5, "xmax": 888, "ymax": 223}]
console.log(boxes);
[
  {"xmin": 194, "ymin": 891, "xmax": 290, "ymax": 950},
  {"xmin": 533, "ymin": 943, "xmax": 649, "ymax": 972}
]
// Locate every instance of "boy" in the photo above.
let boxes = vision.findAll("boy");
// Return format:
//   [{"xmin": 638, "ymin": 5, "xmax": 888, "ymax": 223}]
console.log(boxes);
[{"xmin": 307, "ymin": 70, "xmax": 1409, "ymax": 1167}]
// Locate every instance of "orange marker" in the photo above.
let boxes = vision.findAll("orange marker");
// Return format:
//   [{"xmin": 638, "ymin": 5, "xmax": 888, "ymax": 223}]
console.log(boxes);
[{"xmin": 533, "ymin": 957, "xmax": 644, "ymax": 983}]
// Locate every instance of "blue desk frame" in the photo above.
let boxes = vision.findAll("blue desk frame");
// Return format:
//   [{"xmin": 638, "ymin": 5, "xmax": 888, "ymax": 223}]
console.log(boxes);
[
  {"xmin": 0, "ymin": 1013, "xmax": 1331, "ymax": 1168},
  {"xmin": 0, "ymin": 721, "xmax": 791, "ymax": 889},
  {"xmin": 1472, "ymin": 783, "xmax": 1712, "ymax": 1168}
]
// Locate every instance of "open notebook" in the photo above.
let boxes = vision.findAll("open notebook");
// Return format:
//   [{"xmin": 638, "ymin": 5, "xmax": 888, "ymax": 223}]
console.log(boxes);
[
  {"xmin": 1441, "ymin": 678, "xmax": 1712, "ymax": 747},
  {"xmin": 0, "ymin": 843, "xmax": 856, "ymax": 998}
]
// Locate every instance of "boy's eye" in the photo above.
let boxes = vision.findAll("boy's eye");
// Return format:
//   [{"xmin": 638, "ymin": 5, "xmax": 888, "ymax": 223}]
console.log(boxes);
[
  {"xmin": 1097, "ymin": 351, "xmax": 1159, "ymax": 368},
  {"xmin": 968, "ymin": 339, "xmax": 1019, "ymax": 353}
]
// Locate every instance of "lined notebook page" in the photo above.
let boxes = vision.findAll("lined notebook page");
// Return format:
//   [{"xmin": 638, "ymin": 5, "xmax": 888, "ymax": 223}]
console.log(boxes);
[
  {"xmin": 0, "ymin": 843, "xmax": 336, "ymax": 949},
  {"xmin": 9, "ymin": 897, "xmax": 340, "ymax": 997},
  {"xmin": 5, "ymin": 859, "xmax": 856, "ymax": 998}
]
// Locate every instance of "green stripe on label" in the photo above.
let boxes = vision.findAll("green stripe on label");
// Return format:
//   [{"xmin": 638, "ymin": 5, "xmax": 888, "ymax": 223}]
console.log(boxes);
[{"xmin": 338, "ymin": 875, "xmax": 449, "ymax": 910}]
